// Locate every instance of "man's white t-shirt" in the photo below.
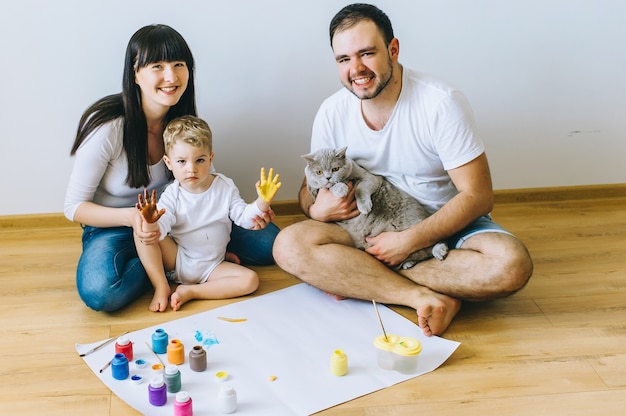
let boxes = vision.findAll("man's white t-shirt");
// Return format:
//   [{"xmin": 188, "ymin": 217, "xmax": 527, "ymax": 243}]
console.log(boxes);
[{"xmin": 311, "ymin": 67, "xmax": 484, "ymax": 213}]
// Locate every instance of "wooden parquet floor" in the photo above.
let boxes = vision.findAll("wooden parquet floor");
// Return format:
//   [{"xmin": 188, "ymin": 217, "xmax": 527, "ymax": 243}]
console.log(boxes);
[{"xmin": 1, "ymin": 191, "xmax": 625, "ymax": 415}]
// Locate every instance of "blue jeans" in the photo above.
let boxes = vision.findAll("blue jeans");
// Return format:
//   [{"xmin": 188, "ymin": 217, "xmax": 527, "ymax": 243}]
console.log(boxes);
[{"xmin": 76, "ymin": 223, "xmax": 279, "ymax": 312}]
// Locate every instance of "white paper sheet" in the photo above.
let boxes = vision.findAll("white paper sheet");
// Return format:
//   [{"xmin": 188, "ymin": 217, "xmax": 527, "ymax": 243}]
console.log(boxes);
[{"xmin": 76, "ymin": 283, "xmax": 459, "ymax": 415}]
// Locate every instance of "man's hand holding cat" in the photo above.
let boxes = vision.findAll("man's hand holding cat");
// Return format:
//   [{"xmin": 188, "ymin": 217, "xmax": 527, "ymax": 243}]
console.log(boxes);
[
  {"xmin": 310, "ymin": 184, "xmax": 360, "ymax": 222},
  {"xmin": 365, "ymin": 230, "xmax": 413, "ymax": 267}
]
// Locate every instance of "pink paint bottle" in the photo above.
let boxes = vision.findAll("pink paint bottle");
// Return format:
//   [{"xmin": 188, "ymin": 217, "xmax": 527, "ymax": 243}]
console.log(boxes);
[
  {"xmin": 174, "ymin": 391, "xmax": 193, "ymax": 416},
  {"xmin": 115, "ymin": 335, "xmax": 133, "ymax": 361}
]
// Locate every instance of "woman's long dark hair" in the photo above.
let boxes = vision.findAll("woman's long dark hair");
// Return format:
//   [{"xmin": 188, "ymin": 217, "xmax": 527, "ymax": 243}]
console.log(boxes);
[{"xmin": 70, "ymin": 24, "xmax": 197, "ymax": 188}]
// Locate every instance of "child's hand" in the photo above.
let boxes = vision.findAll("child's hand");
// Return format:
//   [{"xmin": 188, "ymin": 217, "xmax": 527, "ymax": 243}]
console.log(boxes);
[
  {"xmin": 136, "ymin": 189, "xmax": 166, "ymax": 224},
  {"xmin": 256, "ymin": 167, "xmax": 282, "ymax": 203}
]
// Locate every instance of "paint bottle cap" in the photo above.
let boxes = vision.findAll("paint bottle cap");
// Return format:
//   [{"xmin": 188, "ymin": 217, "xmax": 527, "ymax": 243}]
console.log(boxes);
[
  {"xmin": 373, "ymin": 334, "xmax": 400, "ymax": 351},
  {"xmin": 392, "ymin": 337, "xmax": 422, "ymax": 356},
  {"xmin": 150, "ymin": 375, "xmax": 165, "ymax": 388},
  {"xmin": 215, "ymin": 371, "xmax": 229, "ymax": 382},
  {"xmin": 117, "ymin": 335, "xmax": 130, "ymax": 346},
  {"xmin": 175, "ymin": 391, "xmax": 191, "ymax": 403},
  {"xmin": 165, "ymin": 364, "xmax": 179, "ymax": 375}
]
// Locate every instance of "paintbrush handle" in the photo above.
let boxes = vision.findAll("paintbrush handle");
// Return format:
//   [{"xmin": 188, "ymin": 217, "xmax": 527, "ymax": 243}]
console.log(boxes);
[
  {"xmin": 99, "ymin": 359, "xmax": 112, "ymax": 373},
  {"xmin": 79, "ymin": 330, "xmax": 129, "ymax": 357},
  {"xmin": 372, "ymin": 300, "xmax": 389, "ymax": 341}
]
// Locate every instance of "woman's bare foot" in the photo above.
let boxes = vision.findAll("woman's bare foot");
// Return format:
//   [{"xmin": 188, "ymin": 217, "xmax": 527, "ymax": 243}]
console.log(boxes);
[
  {"xmin": 416, "ymin": 293, "xmax": 462, "ymax": 336},
  {"xmin": 150, "ymin": 286, "xmax": 171, "ymax": 312},
  {"xmin": 170, "ymin": 285, "xmax": 195, "ymax": 311}
]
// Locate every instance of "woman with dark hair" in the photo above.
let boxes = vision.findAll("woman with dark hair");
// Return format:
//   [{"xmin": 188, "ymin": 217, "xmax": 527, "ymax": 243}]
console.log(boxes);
[{"xmin": 65, "ymin": 24, "xmax": 278, "ymax": 312}]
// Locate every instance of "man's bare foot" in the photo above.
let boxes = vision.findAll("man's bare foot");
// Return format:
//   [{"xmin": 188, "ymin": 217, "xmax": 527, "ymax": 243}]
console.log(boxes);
[
  {"xmin": 416, "ymin": 293, "xmax": 462, "ymax": 336},
  {"xmin": 323, "ymin": 291, "xmax": 347, "ymax": 300},
  {"xmin": 150, "ymin": 287, "xmax": 171, "ymax": 312},
  {"xmin": 170, "ymin": 285, "xmax": 194, "ymax": 311}
]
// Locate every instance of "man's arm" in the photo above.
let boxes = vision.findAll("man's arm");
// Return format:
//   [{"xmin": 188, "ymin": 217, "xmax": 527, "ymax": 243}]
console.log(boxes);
[
  {"xmin": 411, "ymin": 152, "xmax": 493, "ymax": 245},
  {"xmin": 298, "ymin": 177, "xmax": 315, "ymax": 217}
]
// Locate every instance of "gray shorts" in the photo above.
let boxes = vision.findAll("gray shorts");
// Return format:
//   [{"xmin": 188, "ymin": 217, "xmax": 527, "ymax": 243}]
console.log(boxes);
[{"xmin": 447, "ymin": 215, "xmax": 514, "ymax": 249}]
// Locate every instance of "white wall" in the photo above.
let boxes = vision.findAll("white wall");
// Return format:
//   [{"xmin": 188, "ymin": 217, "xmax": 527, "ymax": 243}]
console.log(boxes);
[{"xmin": 2, "ymin": 0, "xmax": 624, "ymax": 216}]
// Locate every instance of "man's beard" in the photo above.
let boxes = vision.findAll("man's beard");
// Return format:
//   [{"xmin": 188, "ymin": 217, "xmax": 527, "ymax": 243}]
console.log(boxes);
[{"xmin": 346, "ymin": 61, "xmax": 393, "ymax": 100}]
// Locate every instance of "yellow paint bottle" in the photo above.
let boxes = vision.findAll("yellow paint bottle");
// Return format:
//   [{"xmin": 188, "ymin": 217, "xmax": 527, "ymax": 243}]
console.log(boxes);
[{"xmin": 330, "ymin": 349, "xmax": 348, "ymax": 376}]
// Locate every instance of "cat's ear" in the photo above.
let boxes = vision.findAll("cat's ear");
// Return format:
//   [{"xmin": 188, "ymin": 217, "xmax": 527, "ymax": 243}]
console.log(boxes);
[
  {"xmin": 301, "ymin": 152, "xmax": 314, "ymax": 163},
  {"xmin": 336, "ymin": 146, "xmax": 348, "ymax": 159}
]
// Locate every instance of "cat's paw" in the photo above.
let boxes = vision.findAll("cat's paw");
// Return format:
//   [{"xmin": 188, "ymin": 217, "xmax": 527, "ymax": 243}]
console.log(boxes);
[
  {"xmin": 356, "ymin": 197, "xmax": 373, "ymax": 214},
  {"xmin": 432, "ymin": 242, "xmax": 448, "ymax": 261},
  {"xmin": 399, "ymin": 260, "xmax": 418, "ymax": 270},
  {"xmin": 330, "ymin": 182, "xmax": 349, "ymax": 198}
]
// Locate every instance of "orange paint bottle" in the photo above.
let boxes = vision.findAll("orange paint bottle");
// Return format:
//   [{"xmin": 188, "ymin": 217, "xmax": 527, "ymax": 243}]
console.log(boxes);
[{"xmin": 167, "ymin": 339, "xmax": 185, "ymax": 365}]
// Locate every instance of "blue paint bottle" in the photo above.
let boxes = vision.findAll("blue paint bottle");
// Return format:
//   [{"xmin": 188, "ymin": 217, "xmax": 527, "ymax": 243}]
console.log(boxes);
[
  {"xmin": 152, "ymin": 328, "xmax": 168, "ymax": 354},
  {"xmin": 111, "ymin": 353, "xmax": 129, "ymax": 380}
]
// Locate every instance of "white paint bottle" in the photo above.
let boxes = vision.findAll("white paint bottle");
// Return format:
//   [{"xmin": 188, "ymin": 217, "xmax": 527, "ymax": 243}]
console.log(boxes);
[{"xmin": 218, "ymin": 384, "xmax": 237, "ymax": 413}]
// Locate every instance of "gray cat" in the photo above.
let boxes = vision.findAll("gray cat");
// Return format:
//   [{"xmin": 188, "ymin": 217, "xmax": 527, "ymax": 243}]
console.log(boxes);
[{"xmin": 302, "ymin": 146, "xmax": 448, "ymax": 270}]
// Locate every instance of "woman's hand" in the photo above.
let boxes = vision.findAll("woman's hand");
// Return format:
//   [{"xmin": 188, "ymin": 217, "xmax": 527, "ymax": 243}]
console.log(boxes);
[
  {"xmin": 134, "ymin": 189, "xmax": 164, "ymax": 245},
  {"xmin": 132, "ymin": 211, "xmax": 161, "ymax": 245}
]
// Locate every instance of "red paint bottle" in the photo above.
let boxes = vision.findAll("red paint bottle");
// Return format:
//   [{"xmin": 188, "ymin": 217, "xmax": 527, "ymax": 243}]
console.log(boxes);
[{"xmin": 115, "ymin": 335, "xmax": 133, "ymax": 361}]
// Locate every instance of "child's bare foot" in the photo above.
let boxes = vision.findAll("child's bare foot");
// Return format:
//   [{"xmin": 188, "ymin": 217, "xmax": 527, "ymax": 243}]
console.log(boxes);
[
  {"xmin": 224, "ymin": 252, "xmax": 241, "ymax": 264},
  {"xmin": 149, "ymin": 286, "xmax": 171, "ymax": 312},
  {"xmin": 417, "ymin": 293, "xmax": 461, "ymax": 336},
  {"xmin": 170, "ymin": 285, "xmax": 194, "ymax": 311}
]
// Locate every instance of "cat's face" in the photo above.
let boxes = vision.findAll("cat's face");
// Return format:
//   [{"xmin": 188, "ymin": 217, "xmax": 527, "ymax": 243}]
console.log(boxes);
[{"xmin": 302, "ymin": 147, "xmax": 352, "ymax": 189}]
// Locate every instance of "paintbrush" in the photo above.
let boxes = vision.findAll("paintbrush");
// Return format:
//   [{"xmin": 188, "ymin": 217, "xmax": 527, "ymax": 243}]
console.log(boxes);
[
  {"xmin": 99, "ymin": 359, "xmax": 112, "ymax": 373},
  {"xmin": 79, "ymin": 330, "xmax": 129, "ymax": 357},
  {"xmin": 372, "ymin": 300, "xmax": 389, "ymax": 341}
]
